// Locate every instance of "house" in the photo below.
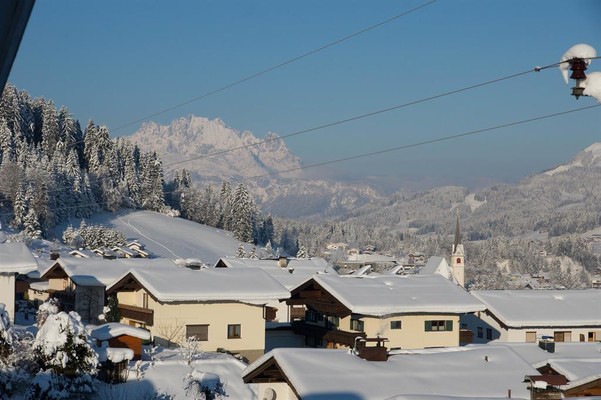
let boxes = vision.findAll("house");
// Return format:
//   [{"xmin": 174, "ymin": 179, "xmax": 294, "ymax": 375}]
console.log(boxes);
[
  {"xmin": 336, "ymin": 253, "xmax": 398, "ymax": 273},
  {"xmin": 466, "ymin": 290, "xmax": 601, "ymax": 344},
  {"xmin": 90, "ymin": 322, "xmax": 151, "ymax": 360},
  {"xmin": 31, "ymin": 257, "xmax": 167, "ymax": 323},
  {"xmin": 0, "ymin": 242, "xmax": 38, "ymax": 322},
  {"xmin": 215, "ymin": 257, "xmax": 334, "ymax": 322},
  {"xmin": 243, "ymin": 345, "xmax": 537, "ymax": 400},
  {"xmin": 485, "ymin": 342, "xmax": 601, "ymax": 397},
  {"xmin": 107, "ymin": 266, "xmax": 289, "ymax": 362},
  {"xmin": 287, "ymin": 274, "xmax": 485, "ymax": 350}
]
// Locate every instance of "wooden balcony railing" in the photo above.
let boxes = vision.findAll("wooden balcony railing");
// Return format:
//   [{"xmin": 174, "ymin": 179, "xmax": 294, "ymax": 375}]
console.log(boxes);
[{"xmin": 118, "ymin": 304, "xmax": 154, "ymax": 326}]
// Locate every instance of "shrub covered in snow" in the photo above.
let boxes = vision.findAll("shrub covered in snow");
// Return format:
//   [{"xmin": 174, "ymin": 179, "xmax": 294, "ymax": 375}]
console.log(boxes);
[
  {"xmin": 33, "ymin": 311, "xmax": 98, "ymax": 376},
  {"xmin": 62, "ymin": 221, "xmax": 126, "ymax": 249},
  {"xmin": 24, "ymin": 372, "xmax": 95, "ymax": 400},
  {"xmin": 0, "ymin": 303, "xmax": 12, "ymax": 360},
  {"xmin": 183, "ymin": 369, "xmax": 226, "ymax": 400}
]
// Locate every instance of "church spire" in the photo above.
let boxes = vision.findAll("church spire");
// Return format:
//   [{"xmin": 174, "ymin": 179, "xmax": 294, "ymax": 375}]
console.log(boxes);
[{"xmin": 454, "ymin": 214, "xmax": 461, "ymax": 252}]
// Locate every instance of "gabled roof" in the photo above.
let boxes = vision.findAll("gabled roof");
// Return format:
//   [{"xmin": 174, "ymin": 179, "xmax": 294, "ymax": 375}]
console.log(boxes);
[
  {"xmin": 420, "ymin": 256, "xmax": 451, "ymax": 278},
  {"xmin": 215, "ymin": 257, "xmax": 334, "ymax": 290},
  {"xmin": 0, "ymin": 242, "xmax": 38, "ymax": 274},
  {"xmin": 292, "ymin": 274, "xmax": 485, "ymax": 317},
  {"xmin": 40, "ymin": 257, "xmax": 175, "ymax": 287},
  {"xmin": 471, "ymin": 290, "xmax": 601, "ymax": 328},
  {"xmin": 243, "ymin": 346, "xmax": 537, "ymax": 399},
  {"xmin": 107, "ymin": 266, "xmax": 290, "ymax": 304}
]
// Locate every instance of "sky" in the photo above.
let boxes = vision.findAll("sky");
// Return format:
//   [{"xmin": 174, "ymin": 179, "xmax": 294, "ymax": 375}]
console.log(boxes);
[{"xmin": 8, "ymin": 0, "xmax": 601, "ymax": 192}]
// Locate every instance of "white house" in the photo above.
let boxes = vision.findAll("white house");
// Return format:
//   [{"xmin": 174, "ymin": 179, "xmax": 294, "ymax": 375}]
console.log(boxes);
[
  {"xmin": 0, "ymin": 242, "xmax": 38, "ymax": 323},
  {"xmin": 466, "ymin": 290, "xmax": 601, "ymax": 344}
]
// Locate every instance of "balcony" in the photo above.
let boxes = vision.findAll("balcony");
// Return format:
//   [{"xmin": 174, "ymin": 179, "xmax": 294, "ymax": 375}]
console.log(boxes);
[
  {"xmin": 291, "ymin": 320, "xmax": 365, "ymax": 348},
  {"xmin": 118, "ymin": 304, "xmax": 154, "ymax": 326}
]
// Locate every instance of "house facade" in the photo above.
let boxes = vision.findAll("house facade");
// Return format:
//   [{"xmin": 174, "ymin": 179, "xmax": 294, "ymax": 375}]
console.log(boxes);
[
  {"xmin": 0, "ymin": 243, "xmax": 39, "ymax": 323},
  {"xmin": 467, "ymin": 290, "xmax": 601, "ymax": 344},
  {"xmin": 107, "ymin": 266, "xmax": 289, "ymax": 362},
  {"xmin": 287, "ymin": 274, "xmax": 485, "ymax": 350}
]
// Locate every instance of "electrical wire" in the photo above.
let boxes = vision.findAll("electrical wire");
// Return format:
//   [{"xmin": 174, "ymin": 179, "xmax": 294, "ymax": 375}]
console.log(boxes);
[
  {"xmin": 165, "ymin": 68, "xmax": 536, "ymax": 168},
  {"xmin": 233, "ymin": 103, "xmax": 601, "ymax": 181},
  {"xmin": 108, "ymin": 0, "xmax": 437, "ymax": 134},
  {"xmin": 4, "ymin": 102, "xmax": 598, "ymax": 218}
]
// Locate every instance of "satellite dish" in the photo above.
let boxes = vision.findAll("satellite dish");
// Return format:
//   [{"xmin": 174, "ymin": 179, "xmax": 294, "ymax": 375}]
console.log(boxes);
[{"xmin": 263, "ymin": 387, "xmax": 277, "ymax": 400}]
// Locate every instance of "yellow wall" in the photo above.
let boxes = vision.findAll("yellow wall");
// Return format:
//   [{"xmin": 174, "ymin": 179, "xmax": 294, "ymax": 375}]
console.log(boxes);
[
  {"xmin": 0, "ymin": 274, "xmax": 16, "ymax": 323},
  {"xmin": 256, "ymin": 382, "xmax": 298, "ymax": 400},
  {"xmin": 364, "ymin": 314, "xmax": 459, "ymax": 349},
  {"xmin": 117, "ymin": 289, "xmax": 267, "ymax": 361}
]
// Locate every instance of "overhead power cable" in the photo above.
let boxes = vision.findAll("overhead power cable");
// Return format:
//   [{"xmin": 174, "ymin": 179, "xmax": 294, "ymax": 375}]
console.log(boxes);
[
  {"xmin": 165, "ymin": 66, "xmax": 545, "ymax": 169},
  {"xmin": 233, "ymin": 103, "xmax": 601, "ymax": 181},
  {"xmin": 109, "ymin": 0, "xmax": 437, "ymax": 134},
  {"xmin": 11, "ymin": 102, "xmax": 598, "ymax": 219}
]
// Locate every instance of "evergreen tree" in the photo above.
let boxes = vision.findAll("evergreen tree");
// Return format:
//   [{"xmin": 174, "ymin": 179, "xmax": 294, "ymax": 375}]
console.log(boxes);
[{"xmin": 105, "ymin": 295, "xmax": 121, "ymax": 323}]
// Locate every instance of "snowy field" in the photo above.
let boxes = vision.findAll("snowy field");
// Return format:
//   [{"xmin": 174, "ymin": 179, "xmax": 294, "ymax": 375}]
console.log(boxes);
[{"xmin": 57, "ymin": 209, "xmax": 251, "ymax": 265}]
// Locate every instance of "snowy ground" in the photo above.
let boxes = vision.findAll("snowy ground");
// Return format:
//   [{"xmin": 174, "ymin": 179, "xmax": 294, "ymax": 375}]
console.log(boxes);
[
  {"xmin": 56, "ymin": 209, "xmax": 253, "ymax": 265},
  {"xmin": 95, "ymin": 347, "xmax": 257, "ymax": 399}
]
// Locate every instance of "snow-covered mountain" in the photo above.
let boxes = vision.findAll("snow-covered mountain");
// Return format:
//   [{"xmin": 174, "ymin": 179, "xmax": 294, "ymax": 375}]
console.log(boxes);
[
  {"xmin": 129, "ymin": 115, "xmax": 383, "ymax": 217},
  {"xmin": 544, "ymin": 142, "xmax": 601, "ymax": 176},
  {"xmin": 129, "ymin": 115, "xmax": 302, "ymax": 180}
]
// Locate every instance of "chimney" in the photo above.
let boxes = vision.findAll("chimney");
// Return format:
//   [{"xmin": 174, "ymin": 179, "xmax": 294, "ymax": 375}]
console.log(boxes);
[
  {"xmin": 50, "ymin": 252, "xmax": 60, "ymax": 260},
  {"xmin": 278, "ymin": 256, "xmax": 289, "ymax": 268},
  {"xmin": 355, "ymin": 337, "xmax": 389, "ymax": 361},
  {"xmin": 538, "ymin": 339, "xmax": 555, "ymax": 353}
]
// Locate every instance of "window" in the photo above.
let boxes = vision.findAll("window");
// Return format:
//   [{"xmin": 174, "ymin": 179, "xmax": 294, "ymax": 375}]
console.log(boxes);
[
  {"xmin": 425, "ymin": 320, "xmax": 453, "ymax": 332},
  {"xmin": 554, "ymin": 331, "xmax": 571, "ymax": 343},
  {"xmin": 588, "ymin": 332, "xmax": 597, "ymax": 342},
  {"xmin": 456, "ymin": 258, "xmax": 461, "ymax": 264},
  {"xmin": 305, "ymin": 335, "xmax": 323, "ymax": 347},
  {"xmin": 186, "ymin": 324, "xmax": 209, "ymax": 341},
  {"xmin": 350, "ymin": 318, "xmax": 364, "ymax": 332},
  {"xmin": 326, "ymin": 316, "xmax": 340, "ymax": 328},
  {"xmin": 305, "ymin": 310, "xmax": 322, "ymax": 323},
  {"xmin": 525, "ymin": 331, "xmax": 537, "ymax": 343},
  {"xmin": 227, "ymin": 324, "xmax": 241, "ymax": 339},
  {"xmin": 486, "ymin": 328, "xmax": 492, "ymax": 340},
  {"xmin": 477, "ymin": 327, "xmax": 483, "ymax": 338},
  {"xmin": 390, "ymin": 320, "xmax": 402, "ymax": 330}
]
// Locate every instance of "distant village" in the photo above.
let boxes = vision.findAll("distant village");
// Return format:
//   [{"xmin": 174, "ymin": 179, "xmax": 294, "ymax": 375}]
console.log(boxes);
[{"xmin": 2, "ymin": 218, "xmax": 601, "ymax": 399}]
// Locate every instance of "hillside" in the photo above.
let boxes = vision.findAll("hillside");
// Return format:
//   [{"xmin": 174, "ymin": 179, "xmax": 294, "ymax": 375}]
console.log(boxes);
[{"xmin": 59, "ymin": 209, "xmax": 250, "ymax": 265}]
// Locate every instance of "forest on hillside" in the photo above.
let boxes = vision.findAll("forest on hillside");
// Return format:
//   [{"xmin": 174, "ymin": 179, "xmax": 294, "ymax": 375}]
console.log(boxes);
[{"xmin": 0, "ymin": 86, "xmax": 277, "ymax": 249}]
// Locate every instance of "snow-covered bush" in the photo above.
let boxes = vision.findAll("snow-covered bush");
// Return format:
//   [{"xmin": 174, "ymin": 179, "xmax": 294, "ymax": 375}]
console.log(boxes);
[
  {"xmin": 178, "ymin": 336, "xmax": 202, "ymax": 366},
  {"xmin": 103, "ymin": 295, "xmax": 121, "ymax": 323},
  {"xmin": 62, "ymin": 221, "xmax": 126, "ymax": 249},
  {"xmin": 183, "ymin": 370, "xmax": 226, "ymax": 400},
  {"xmin": 24, "ymin": 372, "xmax": 95, "ymax": 400},
  {"xmin": 0, "ymin": 303, "xmax": 12, "ymax": 360},
  {"xmin": 33, "ymin": 311, "xmax": 98, "ymax": 376},
  {"xmin": 36, "ymin": 298, "xmax": 60, "ymax": 327}
]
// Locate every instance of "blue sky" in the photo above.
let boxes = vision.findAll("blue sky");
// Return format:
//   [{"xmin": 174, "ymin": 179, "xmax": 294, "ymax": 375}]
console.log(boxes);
[{"xmin": 8, "ymin": 0, "xmax": 601, "ymax": 191}]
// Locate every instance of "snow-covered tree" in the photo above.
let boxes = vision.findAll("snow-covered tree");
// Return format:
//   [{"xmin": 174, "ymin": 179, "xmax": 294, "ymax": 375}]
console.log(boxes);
[
  {"xmin": 104, "ymin": 295, "xmax": 121, "ymax": 323},
  {"xmin": 33, "ymin": 311, "xmax": 98, "ymax": 376},
  {"xmin": 183, "ymin": 369, "xmax": 226, "ymax": 400},
  {"xmin": 296, "ymin": 245, "xmax": 309, "ymax": 259},
  {"xmin": 236, "ymin": 243, "xmax": 246, "ymax": 259}
]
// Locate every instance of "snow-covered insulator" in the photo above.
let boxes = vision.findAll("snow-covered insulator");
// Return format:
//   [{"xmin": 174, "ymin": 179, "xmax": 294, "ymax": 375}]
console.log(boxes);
[{"xmin": 569, "ymin": 58, "xmax": 588, "ymax": 99}]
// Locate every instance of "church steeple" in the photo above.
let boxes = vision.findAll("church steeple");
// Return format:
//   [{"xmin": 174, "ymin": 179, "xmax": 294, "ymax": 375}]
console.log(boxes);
[
  {"xmin": 453, "ymin": 214, "xmax": 461, "ymax": 253},
  {"xmin": 451, "ymin": 214, "xmax": 465, "ymax": 288}
]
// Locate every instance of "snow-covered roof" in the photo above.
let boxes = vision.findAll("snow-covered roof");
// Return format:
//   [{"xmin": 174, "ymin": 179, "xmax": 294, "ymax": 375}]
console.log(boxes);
[
  {"xmin": 0, "ymin": 242, "xmax": 38, "ymax": 274},
  {"xmin": 471, "ymin": 290, "xmax": 601, "ymax": 327},
  {"xmin": 244, "ymin": 346, "xmax": 536, "ymax": 399},
  {"xmin": 108, "ymin": 266, "xmax": 290, "ymax": 304},
  {"xmin": 345, "ymin": 253, "xmax": 398, "ymax": 263},
  {"xmin": 90, "ymin": 322, "xmax": 151, "ymax": 341},
  {"xmin": 216, "ymin": 257, "xmax": 334, "ymax": 290},
  {"xmin": 29, "ymin": 281, "xmax": 49, "ymax": 292},
  {"xmin": 299, "ymin": 274, "xmax": 485, "ymax": 317},
  {"xmin": 40, "ymin": 257, "xmax": 176, "ymax": 287},
  {"xmin": 420, "ymin": 256, "xmax": 451, "ymax": 278}
]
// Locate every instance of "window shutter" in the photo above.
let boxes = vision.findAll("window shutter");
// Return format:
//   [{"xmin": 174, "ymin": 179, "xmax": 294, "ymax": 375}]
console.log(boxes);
[
  {"xmin": 425, "ymin": 321, "xmax": 432, "ymax": 331},
  {"xmin": 445, "ymin": 320, "xmax": 453, "ymax": 331}
]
